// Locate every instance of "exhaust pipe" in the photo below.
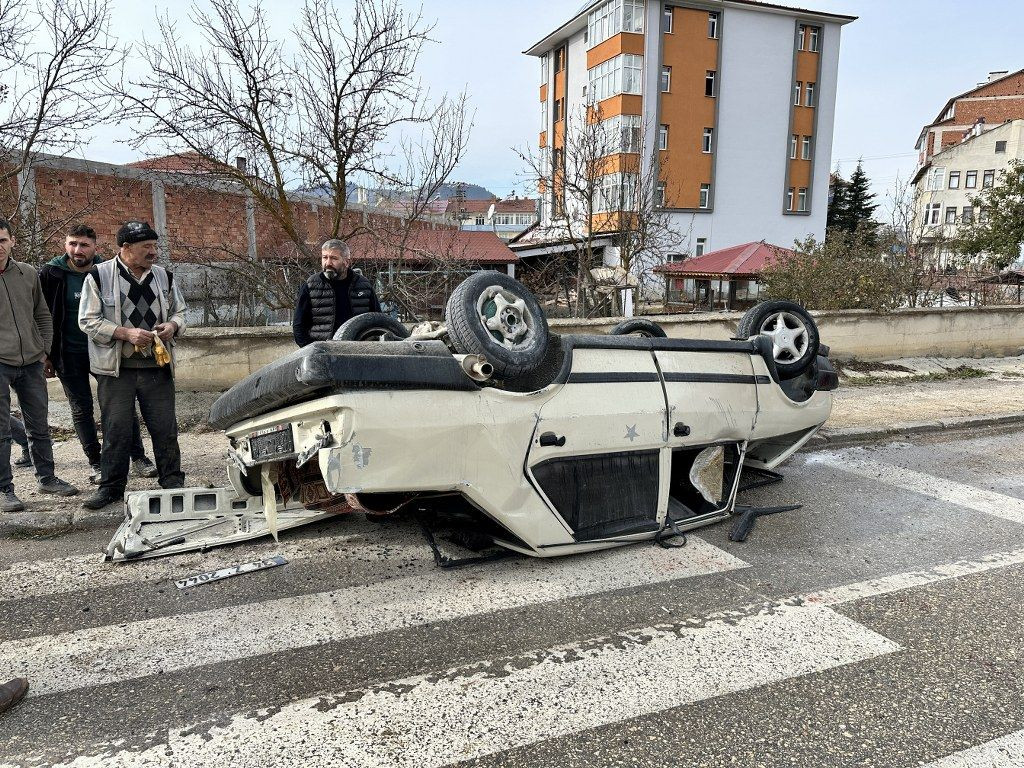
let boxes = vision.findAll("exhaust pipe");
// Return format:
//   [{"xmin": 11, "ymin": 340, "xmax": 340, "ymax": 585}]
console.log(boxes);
[{"xmin": 456, "ymin": 354, "xmax": 494, "ymax": 382}]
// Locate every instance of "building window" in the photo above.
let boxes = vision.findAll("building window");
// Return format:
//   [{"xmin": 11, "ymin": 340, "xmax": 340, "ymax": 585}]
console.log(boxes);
[
  {"xmin": 656, "ymin": 181, "xmax": 666, "ymax": 207},
  {"xmin": 699, "ymin": 183, "xmax": 711, "ymax": 209},
  {"xmin": 663, "ymin": 6, "xmax": 673, "ymax": 33},
  {"xmin": 948, "ymin": 171, "xmax": 960, "ymax": 189},
  {"xmin": 658, "ymin": 124, "xmax": 668, "ymax": 150},
  {"xmin": 925, "ymin": 203, "xmax": 940, "ymax": 225},
  {"xmin": 554, "ymin": 47, "xmax": 564, "ymax": 72},
  {"xmin": 796, "ymin": 24, "xmax": 805, "ymax": 50},
  {"xmin": 983, "ymin": 169, "xmax": 995, "ymax": 188},
  {"xmin": 790, "ymin": 134, "xmax": 798, "ymax": 159},
  {"xmin": 587, "ymin": 0, "xmax": 645, "ymax": 49},
  {"xmin": 980, "ymin": 208, "xmax": 990, "ymax": 223},
  {"xmin": 696, "ymin": 237, "xmax": 707, "ymax": 256},
  {"xmin": 786, "ymin": 187, "xmax": 794, "ymax": 211},
  {"xmin": 794, "ymin": 81, "xmax": 802, "ymax": 105},
  {"xmin": 808, "ymin": 27, "xmax": 819, "ymax": 51},
  {"xmin": 944, "ymin": 207, "xmax": 957, "ymax": 225},
  {"xmin": 702, "ymin": 127, "xmax": 713, "ymax": 153},
  {"xmin": 599, "ymin": 113, "xmax": 643, "ymax": 154},
  {"xmin": 797, "ymin": 187, "xmax": 808, "ymax": 211},
  {"xmin": 708, "ymin": 11, "xmax": 719, "ymax": 39},
  {"xmin": 801, "ymin": 135, "xmax": 812, "ymax": 160},
  {"xmin": 926, "ymin": 166, "xmax": 946, "ymax": 191},
  {"xmin": 589, "ymin": 54, "xmax": 644, "ymax": 102},
  {"xmin": 705, "ymin": 70, "xmax": 716, "ymax": 97},
  {"xmin": 661, "ymin": 65, "xmax": 671, "ymax": 92},
  {"xmin": 553, "ymin": 98, "xmax": 563, "ymax": 123},
  {"xmin": 965, "ymin": 170, "xmax": 977, "ymax": 189},
  {"xmin": 594, "ymin": 171, "xmax": 639, "ymax": 213},
  {"xmin": 996, "ymin": 140, "xmax": 1007, "ymax": 153},
  {"xmin": 541, "ymin": 54, "xmax": 548, "ymax": 83},
  {"xmin": 667, "ymin": 253, "xmax": 685, "ymax": 263},
  {"xmin": 475, "ymin": 215, "xmax": 485, "ymax": 225},
  {"xmin": 961, "ymin": 206, "xmax": 974, "ymax": 223},
  {"xmin": 805, "ymin": 82, "xmax": 816, "ymax": 107}
]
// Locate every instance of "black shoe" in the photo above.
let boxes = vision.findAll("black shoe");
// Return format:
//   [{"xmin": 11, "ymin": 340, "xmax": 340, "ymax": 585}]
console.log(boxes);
[
  {"xmin": 132, "ymin": 457, "xmax": 159, "ymax": 478},
  {"xmin": 13, "ymin": 450, "xmax": 31, "ymax": 467},
  {"xmin": 37, "ymin": 476, "xmax": 79, "ymax": 496},
  {"xmin": 0, "ymin": 677, "xmax": 28, "ymax": 714},
  {"xmin": 82, "ymin": 488, "xmax": 123, "ymax": 510}
]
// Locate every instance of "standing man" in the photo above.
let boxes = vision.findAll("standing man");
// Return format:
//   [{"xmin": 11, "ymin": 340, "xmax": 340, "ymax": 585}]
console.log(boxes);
[
  {"xmin": 39, "ymin": 224, "xmax": 157, "ymax": 483},
  {"xmin": 79, "ymin": 221, "xmax": 187, "ymax": 510},
  {"xmin": 0, "ymin": 218, "xmax": 79, "ymax": 512},
  {"xmin": 292, "ymin": 239, "xmax": 381, "ymax": 346}
]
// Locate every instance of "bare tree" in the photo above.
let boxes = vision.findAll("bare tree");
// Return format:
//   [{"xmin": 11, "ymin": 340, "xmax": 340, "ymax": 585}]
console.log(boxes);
[
  {"xmin": 116, "ymin": 0, "xmax": 471, "ymax": 274},
  {"xmin": 517, "ymin": 105, "xmax": 683, "ymax": 317},
  {"xmin": 0, "ymin": 0, "xmax": 120, "ymax": 255}
]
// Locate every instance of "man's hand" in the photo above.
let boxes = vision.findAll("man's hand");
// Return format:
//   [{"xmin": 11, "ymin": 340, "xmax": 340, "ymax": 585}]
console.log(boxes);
[
  {"xmin": 120, "ymin": 327, "xmax": 155, "ymax": 346},
  {"xmin": 42, "ymin": 356, "xmax": 55, "ymax": 378},
  {"xmin": 154, "ymin": 322, "xmax": 177, "ymax": 342}
]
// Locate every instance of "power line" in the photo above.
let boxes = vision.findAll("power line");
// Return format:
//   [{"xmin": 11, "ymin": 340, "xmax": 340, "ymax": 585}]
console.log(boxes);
[{"xmin": 833, "ymin": 152, "xmax": 918, "ymax": 164}]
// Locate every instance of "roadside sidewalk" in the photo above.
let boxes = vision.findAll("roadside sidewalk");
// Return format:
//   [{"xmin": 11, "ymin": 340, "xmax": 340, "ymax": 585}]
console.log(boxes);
[{"xmin": 2, "ymin": 356, "xmax": 1024, "ymax": 537}]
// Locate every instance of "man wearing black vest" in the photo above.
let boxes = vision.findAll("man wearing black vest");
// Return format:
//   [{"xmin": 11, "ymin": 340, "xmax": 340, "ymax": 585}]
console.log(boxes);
[{"xmin": 292, "ymin": 239, "xmax": 380, "ymax": 346}]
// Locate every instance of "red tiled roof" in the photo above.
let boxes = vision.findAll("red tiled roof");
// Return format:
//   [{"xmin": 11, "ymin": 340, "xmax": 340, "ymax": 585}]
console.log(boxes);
[
  {"xmin": 654, "ymin": 241, "xmax": 792, "ymax": 278},
  {"xmin": 346, "ymin": 229, "xmax": 517, "ymax": 265},
  {"xmin": 447, "ymin": 198, "xmax": 538, "ymax": 215}
]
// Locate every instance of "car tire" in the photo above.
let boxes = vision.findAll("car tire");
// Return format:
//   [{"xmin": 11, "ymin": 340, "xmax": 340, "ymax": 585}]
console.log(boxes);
[
  {"xmin": 609, "ymin": 318, "xmax": 668, "ymax": 338},
  {"xmin": 736, "ymin": 300, "xmax": 819, "ymax": 380},
  {"xmin": 445, "ymin": 271, "xmax": 549, "ymax": 378},
  {"xmin": 332, "ymin": 312, "xmax": 411, "ymax": 342}
]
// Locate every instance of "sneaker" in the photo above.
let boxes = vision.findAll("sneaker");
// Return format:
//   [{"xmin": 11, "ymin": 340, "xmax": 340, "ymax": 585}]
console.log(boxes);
[
  {"xmin": 0, "ymin": 677, "xmax": 28, "ymax": 714},
  {"xmin": 1, "ymin": 486, "xmax": 24, "ymax": 513},
  {"xmin": 37, "ymin": 476, "xmax": 79, "ymax": 496},
  {"xmin": 132, "ymin": 457, "xmax": 159, "ymax": 478},
  {"xmin": 82, "ymin": 488, "xmax": 123, "ymax": 510},
  {"xmin": 89, "ymin": 463, "xmax": 102, "ymax": 485},
  {"xmin": 13, "ymin": 450, "xmax": 31, "ymax": 467}
]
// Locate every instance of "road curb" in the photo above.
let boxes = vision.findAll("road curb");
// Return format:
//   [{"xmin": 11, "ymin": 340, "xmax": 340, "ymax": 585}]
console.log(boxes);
[{"xmin": 813, "ymin": 411, "xmax": 1024, "ymax": 448}]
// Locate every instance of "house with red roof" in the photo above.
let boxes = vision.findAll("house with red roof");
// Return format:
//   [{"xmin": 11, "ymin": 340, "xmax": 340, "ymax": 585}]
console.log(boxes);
[{"xmin": 654, "ymin": 241, "xmax": 792, "ymax": 311}]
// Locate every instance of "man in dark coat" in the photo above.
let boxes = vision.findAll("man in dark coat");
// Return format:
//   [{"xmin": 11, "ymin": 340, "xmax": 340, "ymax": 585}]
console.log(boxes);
[{"xmin": 292, "ymin": 239, "xmax": 381, "ymax": 346}]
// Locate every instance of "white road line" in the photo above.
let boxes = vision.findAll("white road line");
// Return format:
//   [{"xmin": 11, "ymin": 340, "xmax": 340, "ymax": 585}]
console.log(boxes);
[
  {"xmin": 0, "ymin": 536, "xmax": 747, "ymax": 697},
  {"xmin": 921, "ymin": 729, "xmax": 1024, "ymax": 767},
  {"xmin": 0, "ymin": 521, "xmax": 429, "ymax": 602},
  {"xmin": 809, "ymin": 450, "xmax": 1024, "ymax": 525},
  {"xmin": 34, "ymin": 603, "xmax": 899, "ymax": 768}
]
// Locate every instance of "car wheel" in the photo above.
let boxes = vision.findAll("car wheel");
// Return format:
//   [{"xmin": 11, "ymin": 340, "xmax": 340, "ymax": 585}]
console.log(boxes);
[
  {"xmin": 445, "ymin": 271, "xmax": 549, "ymax": 378},
  {"xmin": 609, "ymin": 318, "xmax": 668, "ymax": 338},
  {"xmin": 332, "ymin": 312, "xmax": 411, "ymax": 341},
  {"xmin": 736, "ymin": 300, "xmax": 819, "ymax": 379}
]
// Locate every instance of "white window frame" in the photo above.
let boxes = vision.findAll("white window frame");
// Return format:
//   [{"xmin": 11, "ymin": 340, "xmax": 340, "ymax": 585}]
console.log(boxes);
[
  {"xmin": 926, "ymin": 166, "xmax": 946, "ymax": 191},
  {"xmin": 702, "ymin": 127, "xmax": 713, "ymax": 154},
  {"xmin": 598, "ymin": 113, "xmax": 643, "ymax": 154},
  {"xmin": 705, "ymin": 70, "xmax": 716, "ymax": 97},
  {"xmin": 796, "ymin": 25, "xmax": 805, "ymax": 50},
  {"xmin": 794, "ymin": 82, "xmax": 802, "ymax": 106},
  {"xmin": 658, "ymin": 124, "xmax": 669, "ymax": 151},
  {"xmin": 541, "ymin": 54, "xmax": 549, "ymax": 83},
  {"xmin": 699, "ymin": 183, "xmax": 711, "ymax": 209},
  {"xmin": 786, "ymin": 188, "xmax": 794, "ymax": 211},
  {"xmin": 663, "ymin": 6, "xmax": 673, "ymax": 33},
  {"xmin": 594, "ymin": 172, "xmax": 639, "ymax": 213},
  {"xmin": 587, "ymin": 0, "xmax": 644, "ymax": 49},
  {"xmin": 808, "ymin": 27, "xmax": 820, "ymax": 52},
  {"xmin": 656, "ymin": 181, "xmax": 667, "ymax": 207},
  {"xmin": 661, "ymin": 65, "xmax": 672, "ymax": 93},
  {"xmin": 707, "ymin": 12, "xmax": 719, "ymax": 39},
  {"xmin": 925, "ymin": 203, "xmax": 940, "ymax": 225},
  {"xmin": 801, "ymin": 135, "xmax": 812, "ymax": 160},
  {"xmin": 790, "ymin": 134, "xmax": 798, "ymax": 159},
  {"xmin": 589, "ymin": 54, "xmax": 644, "ymax": 103},
  {"xmin": 696, "ymin": 237, "xmax": 707, "ymax": 256},
  {"xmin": 797, "ymin": 187, "xmax": 808, "ymax": 212},
  {"xmin": 805, "ymin": 82, "xmax": 816, "ymax": 107}
]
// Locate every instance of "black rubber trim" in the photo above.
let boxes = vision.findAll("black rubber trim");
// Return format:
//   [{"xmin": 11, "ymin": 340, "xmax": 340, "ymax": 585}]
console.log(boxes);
[
  {"xmin": 663, "ymin": 373, "xmax": 771, "ymax": 385},
  {"xmin": 563, "ymin": 334, "xmax": 758, "ymax": 353},
  {"xmin": 567, "ymin": 372, "xmax": 661, "ymax": 384}
]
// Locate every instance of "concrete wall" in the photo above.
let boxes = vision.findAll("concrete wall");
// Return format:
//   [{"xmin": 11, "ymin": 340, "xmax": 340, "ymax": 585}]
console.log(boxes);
[{"xmin": 176, "ymin": 306, "xmax": 1024, "ymax": 390}]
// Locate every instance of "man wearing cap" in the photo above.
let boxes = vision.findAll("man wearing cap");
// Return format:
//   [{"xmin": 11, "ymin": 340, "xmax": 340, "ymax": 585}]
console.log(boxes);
[
  {"xmin": 79, "ymin": 221, "xmax": 187, "ymax": 510},
  {"xmin": 39, "ymin": 223, "xmax": 157, "ymax": 483}
]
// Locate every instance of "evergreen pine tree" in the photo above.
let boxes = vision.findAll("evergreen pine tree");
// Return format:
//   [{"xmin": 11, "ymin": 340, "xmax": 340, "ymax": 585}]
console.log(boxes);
[
  {"xmin": 846, "ymin": 161, "xmax": 879, "ymax": 237},
  {"xmin": 827, "ymin": 172, "xmax": 851, "ymax": 232}
]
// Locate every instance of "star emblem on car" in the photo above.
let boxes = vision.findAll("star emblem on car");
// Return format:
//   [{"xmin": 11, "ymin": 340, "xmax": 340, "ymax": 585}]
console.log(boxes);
[{"xmin": 624, "ymin": 424, "xmax": 639, "ymax": 442}]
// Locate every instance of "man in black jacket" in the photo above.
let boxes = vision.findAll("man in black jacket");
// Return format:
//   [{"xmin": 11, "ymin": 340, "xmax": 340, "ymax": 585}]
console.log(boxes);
[
  {"xmin": 38, "ymin": 225, "xmax": 156, "ymax": 483},
  {"xmin": 292, "ymin": 240, "xmax": 381, "ymax": 346}
]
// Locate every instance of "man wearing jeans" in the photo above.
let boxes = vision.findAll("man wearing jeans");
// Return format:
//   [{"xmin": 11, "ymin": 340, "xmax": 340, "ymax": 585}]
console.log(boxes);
[
  {"xmin": 39, "ymin": 224, "xmax": 157, "ymax": 482},
  {"xmin": 79, "ymin": 221, "xmax": 187, "ymax": 510},
  {"xmin": 0, "ymin": 218, "xmax": 79, "ymax": 512}
]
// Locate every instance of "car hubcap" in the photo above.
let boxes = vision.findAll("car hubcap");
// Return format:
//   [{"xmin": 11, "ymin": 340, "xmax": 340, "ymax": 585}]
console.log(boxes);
[
  {"xmin": 759, "ymin": 312, "xmax": 808, "ymax": 362},
  {"xmin": 478, "ymin": 287, "xmax": 531, "ymax": 349}
]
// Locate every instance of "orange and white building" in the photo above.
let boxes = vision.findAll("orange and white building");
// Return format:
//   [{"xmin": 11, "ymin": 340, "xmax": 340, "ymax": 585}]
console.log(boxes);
[{"xmin": 523, "ymin": 0, "xmax": 854, "ymax": 261}]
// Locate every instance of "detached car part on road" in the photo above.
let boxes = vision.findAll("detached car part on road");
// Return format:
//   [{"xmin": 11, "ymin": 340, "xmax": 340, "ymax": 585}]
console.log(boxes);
[{"xmin": 105, "ymin": 273, "xmax": 838, "ymax": 561}]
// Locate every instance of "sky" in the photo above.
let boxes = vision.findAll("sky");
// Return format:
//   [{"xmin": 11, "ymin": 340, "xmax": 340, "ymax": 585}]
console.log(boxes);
[{"xmin": 81, "ymin": 0, "xmax": 1024, "ymax": 215}]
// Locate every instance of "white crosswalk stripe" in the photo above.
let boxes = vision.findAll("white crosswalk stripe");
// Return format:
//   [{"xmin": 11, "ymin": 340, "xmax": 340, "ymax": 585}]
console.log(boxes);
[
  {"xmin": 809, "ymin": 449, "xmax": 1024, "ymax": 525},
  {"xmin": 28, "ymin": 602, "xmax": 901, "ymax": 768},
  {"xmin": 0, "ymin": 536, "xmax": 748, "ymax": 697},
  {"xmin": 921, "ymin": 729, "xmax": 1024, "ymax": 767}
]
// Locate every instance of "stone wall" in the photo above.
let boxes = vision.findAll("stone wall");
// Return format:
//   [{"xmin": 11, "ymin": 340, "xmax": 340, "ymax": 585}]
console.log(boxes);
[{"xmin": 175, "ymin": 305, "xmax": 1024, "ymax": 390}]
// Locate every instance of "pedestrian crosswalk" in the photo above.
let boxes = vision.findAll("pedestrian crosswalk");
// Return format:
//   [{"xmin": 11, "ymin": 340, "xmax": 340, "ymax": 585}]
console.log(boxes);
[{"xmin": 3, "ymin": 447, "xmax": 1024, "ymax": 767}]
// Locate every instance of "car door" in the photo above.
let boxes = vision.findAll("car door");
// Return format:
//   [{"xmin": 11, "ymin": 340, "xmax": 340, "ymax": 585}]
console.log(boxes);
[{"xmin": 526, "ymin": 343, "xmax": 667, "ymax": 541}]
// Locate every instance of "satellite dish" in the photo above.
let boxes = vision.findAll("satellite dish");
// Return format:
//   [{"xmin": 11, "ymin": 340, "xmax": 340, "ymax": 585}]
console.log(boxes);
[{"xmin": 485, "ymin": 203, "xmax": 496, "ymax": 222}]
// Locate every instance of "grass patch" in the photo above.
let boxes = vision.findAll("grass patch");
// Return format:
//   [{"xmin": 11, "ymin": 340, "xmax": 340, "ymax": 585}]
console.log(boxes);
[{"xmin": 842, "ymin": 366, "xmax": 990, "ymax": 388}]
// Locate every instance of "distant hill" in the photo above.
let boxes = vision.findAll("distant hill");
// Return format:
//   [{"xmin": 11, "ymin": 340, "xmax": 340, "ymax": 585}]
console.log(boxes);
[{"xmin": 432, "ymin": 182, "xmax": 497, "ymax": 201}]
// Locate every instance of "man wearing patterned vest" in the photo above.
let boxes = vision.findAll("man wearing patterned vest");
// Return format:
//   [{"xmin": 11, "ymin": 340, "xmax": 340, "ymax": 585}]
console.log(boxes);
[
  {"xmin": 292, "ymin": 239, "xmax": 381, "ymax": 346},
  {"xmin": 78, "ymin": 221, "xmax": 188, "ymax": 510}
]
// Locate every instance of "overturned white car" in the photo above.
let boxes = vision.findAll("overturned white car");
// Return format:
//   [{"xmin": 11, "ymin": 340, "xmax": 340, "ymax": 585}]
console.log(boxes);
[{"xmin": 105, "ymin": 272, "xmax": 837, "ymax": 561}]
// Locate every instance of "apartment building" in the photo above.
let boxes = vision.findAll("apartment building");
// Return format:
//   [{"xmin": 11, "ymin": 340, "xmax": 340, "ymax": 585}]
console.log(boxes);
[
  {"xmin": 447, "ymin": 197, "xmax": 540, "ymax": 242},
  {"xmin": 522, "ymin": 0, "xmax": 854, "ymax": 264},
  {"xmin": 915, "ymin": 69, "xmax": 1024, "ymax": 167},
  {"xmin": 914, "ymin": 119, "xmax": 1024, "ymax": 267}
]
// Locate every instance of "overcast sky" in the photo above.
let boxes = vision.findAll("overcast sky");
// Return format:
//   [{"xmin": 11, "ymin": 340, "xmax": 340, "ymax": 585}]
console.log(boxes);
[{"xmin": 86, "ymin": 0, "xmax": 1022, "ymax": 213}]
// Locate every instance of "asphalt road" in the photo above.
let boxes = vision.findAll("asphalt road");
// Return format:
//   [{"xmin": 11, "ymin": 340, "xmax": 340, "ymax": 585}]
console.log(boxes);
[{"xmin": 1, "ymin": 427, "xmax": 1024, "ymax": 767}]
